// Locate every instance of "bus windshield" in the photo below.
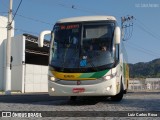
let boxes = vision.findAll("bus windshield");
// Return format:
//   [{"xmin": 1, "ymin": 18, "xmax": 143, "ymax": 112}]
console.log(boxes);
[{"xmin": 50, "ymin": 22, "xmax": 115, "ymax": 72}]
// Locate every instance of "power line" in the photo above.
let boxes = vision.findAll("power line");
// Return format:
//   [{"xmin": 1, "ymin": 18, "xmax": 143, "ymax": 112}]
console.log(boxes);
[
  {"xmin": 126, "ymin": 17, "xmax": 160, "ymax": 57},
  {"xmin": 53, "ymin": 0, "xmax": 102, "ymax": 14},
  {"xmin": 54, "ymin": 0, "xmax": 128, "ymax": 18},
  {"xmin": 0, "ymin": 25, "xmax": 40, "ymax": 38},
  {"xmin": 0, "ymin": 12, "xmax": 53, "ymax": 26},
  {"xmin": 11, "ymin": 0, "xmax": 23, "ymax": 24},
  {"xmin": 123, "ymin": 23, "xmax": 133, "ymax": 41},
  {"xmin": 14, "ymin": 27, "xmax": 39, "ymax": 35},
  {"xmin": 125, "ymin": 42, "xmax": 160, "ymax": 57},
  {"xmin": 136, "ymin": 19, "xmax": 160, "ymax": 38},
  {"xmin": 1, "ymin": 0, "xmax": 120, "ymax": 29},
  {"xmin": 16, "ymin": 14, "xmax": 53, "ymax": 25},
  {"xmin": 136, "ymin": 23, "xmax": 160, "ymax": 40},
  {"xmin": 1, "ymin": 0, "xmax": 160, "ymax": 47},
  {"xmin": 1, "ymin": 12, "xmax": 53, "ymax": 26},
  {"xmin": 127, "ymin": 41, "xmax": 160, "ymax": 56},
  {"xmin": 0, "ymin": 12, "xmax": 38, "ymax": 36},
  {"xmin": 135, "ymin": 19, "xmax": 160, "ymax": 41}
]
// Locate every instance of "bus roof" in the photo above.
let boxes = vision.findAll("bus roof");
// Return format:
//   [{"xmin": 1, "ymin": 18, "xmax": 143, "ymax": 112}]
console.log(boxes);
[{"xmin": 57, "ymin": 16, "xmax": 116, "ymax": 23}]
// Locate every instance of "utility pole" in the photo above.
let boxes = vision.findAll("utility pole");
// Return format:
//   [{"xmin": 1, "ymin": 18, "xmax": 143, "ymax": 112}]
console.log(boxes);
[
  {"xmin": 5, "ymin": 0, "xmax": 13, "ymax": 95},
  {"xmin": 121, "ymin": 15, "xmax": 134, "ymax": 41}
]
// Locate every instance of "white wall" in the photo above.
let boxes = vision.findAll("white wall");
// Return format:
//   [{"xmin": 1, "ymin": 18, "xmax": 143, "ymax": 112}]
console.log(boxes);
[
  {"xmin": 0, "ymin": 16, "xmax": 8, "ymax": 42},
  {"xmin": 11, "ymin": 35, "xmax": 48, "ymax": 93},
  {"xmin": 11, "ymin": 65, "xmax": 24, "ymax": 91},
  {"xmin": 1, "ymin": 32, "xmax": 48, "ymax": 92},
  {"xmin": 0, "ymin": 16, "xmax": 7, "ymax": 90},
  {"xmin": 0, "ymin": 40, "xmax": 5, "ymax": 90},
  {"xmin": 24, "ymin": 64, "xmax": 48, "ymax": 93},
  {"xmin": 0, "ymin": 16, "xmax": 14, "ymax": 90},
  {"xmin": 11, "ymin": 35, "xmax": 25, "ymax": 66},
  {"xmin": 0, "ymin": 16, "xmax": 14, "ymax": 42},
  {"xmin": 11, "ymin": 35, "xmax": 25, "ymax": 92}
]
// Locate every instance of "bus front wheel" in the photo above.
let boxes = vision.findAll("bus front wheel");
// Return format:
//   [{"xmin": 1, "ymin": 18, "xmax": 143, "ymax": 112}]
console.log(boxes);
[{"xmin": 111, "ymin": 81, "xmax": 124, "ymax": 102}]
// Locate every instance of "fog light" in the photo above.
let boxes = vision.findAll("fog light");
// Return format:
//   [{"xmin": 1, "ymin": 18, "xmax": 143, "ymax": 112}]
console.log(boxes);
[
  {"xmin": 51, "ymin": 87, "xmax": 55, "ymax": 92},
  {"xmin": 106, "ymin": 85, "xmax": 112, "ymax": 91},
  {"xmin": 49, "ymin": 76, "xmax": 55, "ymax": 81}
]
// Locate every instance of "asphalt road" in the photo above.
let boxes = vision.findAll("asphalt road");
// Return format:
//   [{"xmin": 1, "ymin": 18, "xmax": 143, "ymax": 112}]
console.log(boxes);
[{"xmin": 0, "ymin": 92, "xmax": 159, "ymax": 120}]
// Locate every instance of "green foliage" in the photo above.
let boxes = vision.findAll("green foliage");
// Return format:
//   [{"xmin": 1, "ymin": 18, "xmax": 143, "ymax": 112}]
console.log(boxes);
[{"xmin": 129, "ymin": 58, "xmax": 160, "ymax": 78}]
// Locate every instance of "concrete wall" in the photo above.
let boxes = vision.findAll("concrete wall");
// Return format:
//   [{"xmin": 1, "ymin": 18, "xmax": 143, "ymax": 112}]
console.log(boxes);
[
  {"xmin": 24, "ymin": 64, "xmax": 48, "ymax": 93},
  {"xmin": 0, "ymin": 16, "xmax": 14, "ymax": 91},
  {"xmin": 0, "ymin": 40, "xmax": 5, "ymax": 90},
  {"xmin": 0, "ymin": 16, "xmax": 8, "ymax": 90},
  {"xmin": 11, "ymin": 35, "xmax": 25, "ymax": 92},
  {"xmin": 11, "ymin": 35, "xmax": 48, "ymax": 93}
]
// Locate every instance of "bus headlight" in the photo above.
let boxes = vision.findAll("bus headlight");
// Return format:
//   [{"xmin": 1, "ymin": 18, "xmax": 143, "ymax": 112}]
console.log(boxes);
[
  {"xmin": 103, "ymin": 72, "xmax": 117, "ymax": 80},
  {"xmin": 104, "ymin": 75, "xmax": 111, "ymax": 80},
  {"xmin": 49, "ymin": 76, "xmax": 56, "ymax": 81},
  {"xmin": 104, "ymin": 75, "xmax": 112, "ymax": 80}
]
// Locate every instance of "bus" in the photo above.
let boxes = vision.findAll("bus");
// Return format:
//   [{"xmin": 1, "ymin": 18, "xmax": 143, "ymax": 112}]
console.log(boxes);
[{"xmin": 38, "ymin": 16, "xmax": 129, "ymax": 101}]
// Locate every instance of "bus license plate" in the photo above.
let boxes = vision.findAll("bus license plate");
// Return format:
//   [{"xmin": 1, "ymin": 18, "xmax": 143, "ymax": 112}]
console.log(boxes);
[{"xmin": 72, "ymin": 88, "xmax": 85, "ymax": 93}]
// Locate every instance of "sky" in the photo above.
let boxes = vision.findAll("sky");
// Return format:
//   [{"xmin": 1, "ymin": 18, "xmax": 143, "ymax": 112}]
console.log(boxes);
[{"xmin": 0, "ymin": 0, "xmax": 160, "ymax": 64}]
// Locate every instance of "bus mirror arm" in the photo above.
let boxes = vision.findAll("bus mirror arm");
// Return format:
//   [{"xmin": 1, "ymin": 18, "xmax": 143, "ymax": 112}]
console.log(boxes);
[
  {"xmin": 38, "ymin": 30, "xmax": 51, "ymax": 47},
  {"xmin": 114, "ymin": 26, "xmax": 121, "ymax": 44}
]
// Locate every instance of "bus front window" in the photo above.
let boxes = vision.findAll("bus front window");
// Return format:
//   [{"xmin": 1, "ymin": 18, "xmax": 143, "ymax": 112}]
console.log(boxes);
[
  {"xmin": 50, "ymin": 22, "xmax": 115, "ymax": 72},
  {"xmin": 82, "ymin": 23, "xmax": 114, "ymax": 68},
  {"xmin": 51, "ymin": 23, "xmax": 81, "ymax": 68}
]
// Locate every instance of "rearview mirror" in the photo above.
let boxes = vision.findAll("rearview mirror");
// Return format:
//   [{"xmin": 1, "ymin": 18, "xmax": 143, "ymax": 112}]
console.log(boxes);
[
  {"xmin": 38, "ymin": 30, "xmax": 51, "ymax": 47},
  {"xmin": 114, "ymin": 26, "xmax": 121, "ymax": 44}
]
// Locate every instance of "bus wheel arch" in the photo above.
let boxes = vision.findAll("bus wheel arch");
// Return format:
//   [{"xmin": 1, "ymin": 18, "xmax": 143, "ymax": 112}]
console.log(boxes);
[
  {"xmin": 111, "ymin": 78, "xmax": 124, "ymax": 101},
  {"xmin": 124, "ymin": 79, "xmax": 129, "ymax": 94}
]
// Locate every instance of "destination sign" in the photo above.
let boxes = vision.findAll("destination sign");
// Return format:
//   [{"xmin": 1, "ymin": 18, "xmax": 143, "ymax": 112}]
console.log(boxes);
[{"xmin": 60, "ymin": 24, "xmax": 79, "ymax": 30}]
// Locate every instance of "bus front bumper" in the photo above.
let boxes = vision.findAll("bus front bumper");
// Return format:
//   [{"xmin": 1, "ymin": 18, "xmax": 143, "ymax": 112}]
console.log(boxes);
[{"xmin": 48, "ymin": 78, "xmax": 119, "ymax": 96}]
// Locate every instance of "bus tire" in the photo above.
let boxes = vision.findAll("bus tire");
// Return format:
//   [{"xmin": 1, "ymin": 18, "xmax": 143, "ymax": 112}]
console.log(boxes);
[
  {"xmin": 111, "ymin": 81, "xmax": 124, "ymax": 102},
  {"xmin": 70, "ymin": 96, "xmax": 77, "ymax": 101}
]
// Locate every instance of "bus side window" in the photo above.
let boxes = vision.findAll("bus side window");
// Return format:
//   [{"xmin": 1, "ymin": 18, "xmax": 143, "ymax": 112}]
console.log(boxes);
[{"xmin": 115, "ymin": 44, "xmax": 119, "ymax": 62}]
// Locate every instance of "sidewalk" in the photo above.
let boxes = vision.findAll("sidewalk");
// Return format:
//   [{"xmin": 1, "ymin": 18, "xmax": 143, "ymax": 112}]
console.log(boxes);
[
  {"xmin": 0, "ymin": 91, "xmax": 48, "ymax": 95},
  {"xmin": 128, "ymin": 90, "xmax": 160, "ymax": 93}
]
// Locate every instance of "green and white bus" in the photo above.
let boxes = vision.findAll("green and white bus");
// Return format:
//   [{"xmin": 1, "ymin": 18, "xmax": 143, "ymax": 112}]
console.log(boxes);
[{"xmin": 39, "ymin": 16, "xmax": 129, "ymax": 101}]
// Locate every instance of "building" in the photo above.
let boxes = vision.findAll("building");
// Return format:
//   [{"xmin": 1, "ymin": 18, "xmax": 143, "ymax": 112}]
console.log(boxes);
[
  {"xmin": 0, "ymin": 16, "xmax": 50, "ymax": 92},
  {"xmin": 128, "ymin": 79, "xmax": 145, "ymax": 91},
  {"xmin": 10, "ymin": 34, "xmax": 49, "ymax": 93},
  {"xmin": 128, "ymin": 78, "xmax": 160, "ymax": 91},
  {"xmin": 0, "ymin": 16, "xmax": 14, "ymax": 91},
  {"xmin": 145, "ymin": 78, "xmax": 160, "ymax": 90}
]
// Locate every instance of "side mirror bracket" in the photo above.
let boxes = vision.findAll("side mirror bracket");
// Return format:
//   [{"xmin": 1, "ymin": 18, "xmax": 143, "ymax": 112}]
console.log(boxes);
[{"xmin": 38, "ymin": 30, "xmax": 51, "ymax": 47}]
